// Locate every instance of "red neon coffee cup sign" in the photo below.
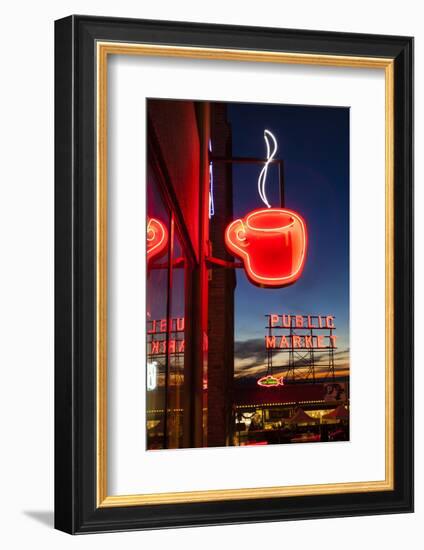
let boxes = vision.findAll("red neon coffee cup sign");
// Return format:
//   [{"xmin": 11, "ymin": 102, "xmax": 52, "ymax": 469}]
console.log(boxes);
[
  {"xmin": 147, "ymin": 217, "xmax": 168, "ymax": 263},
  {"xmin": 224, "ymin": 130, "xmax": 308, "ymax": 288},
  {"xmin": 225, "ymin": 207, "xmax": 307, "ymax": 287}
]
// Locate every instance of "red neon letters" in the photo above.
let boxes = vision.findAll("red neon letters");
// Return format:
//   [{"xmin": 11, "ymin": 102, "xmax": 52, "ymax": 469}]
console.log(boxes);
[
  {"xmin": 147, "ymin": 217, "xmax": 168, "ymax": 263},
  {"xmin": 225, "ymin": 208, "xmax": 308, "ymax": 287}
]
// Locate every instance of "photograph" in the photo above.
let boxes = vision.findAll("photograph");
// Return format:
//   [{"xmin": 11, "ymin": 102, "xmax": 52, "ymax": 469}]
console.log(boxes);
[
  {"xmin": 0, "ymin": 0, "xmax": 418, "ymax": 545},
  {"xmin": 146, "ymin": 98, "xmax": 350, "ymax": 450},
  {"xmin": 51, "ymin": 14, "xmax": 413, "ymax": 534}
]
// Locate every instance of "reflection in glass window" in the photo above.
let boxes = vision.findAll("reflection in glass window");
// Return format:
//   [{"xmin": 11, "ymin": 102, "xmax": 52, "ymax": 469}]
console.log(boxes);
[{"xmin": 146, "ymin": 171, "xmax": 187, "ymax": 450}]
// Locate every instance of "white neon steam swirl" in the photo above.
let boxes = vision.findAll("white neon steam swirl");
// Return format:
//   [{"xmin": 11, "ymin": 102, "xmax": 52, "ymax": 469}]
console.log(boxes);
[
  {"xmin": 209, "ymin": 162, "xmax": 215, "ymax": 218},
  {"xmin": 257, "ymin": 129, "xmax": 278, "ymax": 208},
  {"xmin": 208, "ymin": 139, "xmax": 215, "ymax": 218}
]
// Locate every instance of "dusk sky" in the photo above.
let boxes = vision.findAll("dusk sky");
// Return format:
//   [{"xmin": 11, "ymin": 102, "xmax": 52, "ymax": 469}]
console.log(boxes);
[{"xmin": 225, "ymin": 102, "xmax": 350, "ymax": 380}]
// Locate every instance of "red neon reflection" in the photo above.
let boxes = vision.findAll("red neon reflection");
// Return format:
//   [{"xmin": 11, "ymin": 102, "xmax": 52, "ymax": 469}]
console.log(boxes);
[
  {"xmin": 147, "ymin": 217, "xmax": 168, "ymax": 263},
  {"xmin": 225, "ymin": 208, "xmax": 307, "ymax": 288},
  {"xmin": 257, "ymin": 375, "xmax": 284, "ymax": 387}
]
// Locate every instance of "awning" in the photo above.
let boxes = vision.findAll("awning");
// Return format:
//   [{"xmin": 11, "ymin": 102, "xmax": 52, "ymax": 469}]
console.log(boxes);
[
  {"xmin": 322, "ymin": 404, "xmax": 349, "ymax": 420},
  {"xmin": 289, "ymin": 408, "xmax": 318, "ymax": 424},
  {"xmin": 234, "ymin": 383, "xmax": 324, "ymax": 407}
]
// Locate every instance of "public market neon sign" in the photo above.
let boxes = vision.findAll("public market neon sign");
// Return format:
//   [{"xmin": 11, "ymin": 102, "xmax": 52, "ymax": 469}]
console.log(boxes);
[
  {"xmin": 265, "ymin": 333, "xmax": 337, "ymax": 350},
  {"xmin": 258, "ymin": 313, "xmax": 337, "ymax": 387},
  {"xmin": 225, "ymin": 130, "xmax": 308, "ymax": 288},
  {"xmin": 147, "ymin": 317, "xmax": 185, "ymax": 355},
  {"xmin": 265, "ymin": 313, "xmax": 337, "ymax": 350}
]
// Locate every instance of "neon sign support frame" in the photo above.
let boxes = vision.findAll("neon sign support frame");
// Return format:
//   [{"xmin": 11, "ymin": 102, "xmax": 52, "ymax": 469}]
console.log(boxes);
[{"xmin": 206, "ymin": 152, "xmax": 285, "ymax": 271}]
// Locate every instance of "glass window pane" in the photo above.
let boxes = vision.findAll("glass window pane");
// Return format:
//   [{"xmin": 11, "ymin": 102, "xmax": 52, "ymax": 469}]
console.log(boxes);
[{"xmin": 146, "ymin": 172, "xmax": 170, "ymax": 450}]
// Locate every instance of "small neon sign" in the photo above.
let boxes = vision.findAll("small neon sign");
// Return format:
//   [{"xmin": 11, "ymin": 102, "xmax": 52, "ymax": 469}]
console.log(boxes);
[
  {"xmin": 257, "ymin": 375, "xmax": 284, "ymax": 387},
  {"xmin": 147, "ymin": 217, "xmax": 168, "ymax": 263},
  {"xmin": 147, "ymin": 361, "xmax": 158, "ymax": 391}
]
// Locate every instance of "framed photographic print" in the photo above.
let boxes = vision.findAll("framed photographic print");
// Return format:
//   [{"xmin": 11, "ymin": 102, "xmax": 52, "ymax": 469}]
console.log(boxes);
[{"xmin": 54, "ymin": 15, "xmax": 414, "ymax": 533}]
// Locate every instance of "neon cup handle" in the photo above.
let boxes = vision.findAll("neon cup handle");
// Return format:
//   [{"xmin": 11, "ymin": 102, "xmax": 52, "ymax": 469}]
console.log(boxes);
[{"xmin": 227, "ymin": 219, "xmax": 248, "ymax": 248}]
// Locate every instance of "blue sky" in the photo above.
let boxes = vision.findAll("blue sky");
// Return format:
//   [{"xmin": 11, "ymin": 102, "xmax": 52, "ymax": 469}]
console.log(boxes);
[{"xmin": 226, "ymin": 102, "xmax": 350, "ymax": 377}]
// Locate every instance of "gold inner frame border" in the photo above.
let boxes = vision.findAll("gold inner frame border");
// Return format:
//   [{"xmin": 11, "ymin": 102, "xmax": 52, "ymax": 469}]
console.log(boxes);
[{"xmin": 96, "ymin": 41, "xmax": 394, "ymax": 507}]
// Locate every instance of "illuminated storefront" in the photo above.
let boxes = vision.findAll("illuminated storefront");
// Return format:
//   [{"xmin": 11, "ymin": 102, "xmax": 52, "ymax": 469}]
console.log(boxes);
[{"xmin": 146, "ymin": 99, "xmax": 210, "ymax": 449}]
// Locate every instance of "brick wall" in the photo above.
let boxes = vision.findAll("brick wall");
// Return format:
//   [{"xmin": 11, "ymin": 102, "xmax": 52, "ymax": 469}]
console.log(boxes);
[{"xmin": 207, "ymin": 103, "xmax": 236, "ymax": 447}]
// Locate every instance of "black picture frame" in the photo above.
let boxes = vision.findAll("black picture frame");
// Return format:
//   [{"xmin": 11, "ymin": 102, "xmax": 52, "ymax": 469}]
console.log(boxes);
[{"xmin": 55, "ymin": 15, "xmax": 414, "ymax": 534}]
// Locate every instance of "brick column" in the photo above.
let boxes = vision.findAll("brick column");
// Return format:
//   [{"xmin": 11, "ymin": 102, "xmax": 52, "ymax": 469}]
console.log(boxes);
[{"xmin": 207, "ymin": 103, "xmax": 236, "ymax": 447}]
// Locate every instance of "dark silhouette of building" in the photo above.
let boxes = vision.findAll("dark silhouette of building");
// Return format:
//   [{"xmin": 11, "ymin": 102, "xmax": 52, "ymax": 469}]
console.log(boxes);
[
  {"xmin": 147, "ymin": 99, "xmax": 235, "ymax": 449},
  {"xmin": 207, "ymin": 103, "xmax": 236, "ymax": 447}
]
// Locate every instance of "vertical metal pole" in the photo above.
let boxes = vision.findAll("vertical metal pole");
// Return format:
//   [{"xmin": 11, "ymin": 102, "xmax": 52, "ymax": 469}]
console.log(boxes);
[
  {"xmin": 266, "ymin": 314, "xmax": 273, "ymax": 375},
  {"xmin": 163, "ymin": 216, "xmax": 175, "ymax": 449},
  {"xmin": 330, "ymin": 326, "xmax": 335, "ymax": 381},
  {"xmin": 289, "ymin": 320, "xmax": 294, "ymax": 382},
  {"xmin": 191, "ymin": 101, "xmax": 210, "ymax": 447},
  {"xmin": 278, "ymin": 160, "xmax": 285, "ymax": 208}
]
